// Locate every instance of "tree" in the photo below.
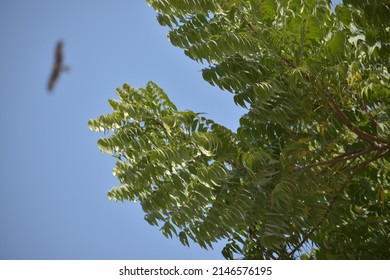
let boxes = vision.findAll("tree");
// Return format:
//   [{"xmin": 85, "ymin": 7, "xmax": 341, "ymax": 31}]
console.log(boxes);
[{"xmin": 88, "ymin": 0, "xmax": 390, "ymax": 259}]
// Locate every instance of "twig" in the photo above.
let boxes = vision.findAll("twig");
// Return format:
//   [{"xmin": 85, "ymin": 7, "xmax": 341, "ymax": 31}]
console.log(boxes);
[
  {"xmin": 356, "ymin": 92, "xmax": 379, "ymax": 126},
  {"xmin": 239, "ymin": 12, "xmax": 258, "ymax": 35}
]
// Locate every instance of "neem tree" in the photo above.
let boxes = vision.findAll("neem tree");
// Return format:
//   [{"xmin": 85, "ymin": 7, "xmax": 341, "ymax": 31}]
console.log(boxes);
[{"xmin": 89, "ymin": 0, "xmax": 390, "ymax": 259}]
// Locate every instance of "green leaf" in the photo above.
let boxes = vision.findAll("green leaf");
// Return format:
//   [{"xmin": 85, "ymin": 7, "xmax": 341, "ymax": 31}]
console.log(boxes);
[
  {"xmin": 97, "ymin": 138, "xmax": 113, "ymax": 154},
  {"xmin": 179, "ymin": 231, "xmax": 190, "ymax": 247},
  {"xmin": 327, "ymin": 30, "xmax": 346, "ymax": 60}
]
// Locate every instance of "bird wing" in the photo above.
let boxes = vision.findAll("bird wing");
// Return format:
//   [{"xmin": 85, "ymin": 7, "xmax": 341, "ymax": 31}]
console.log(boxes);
[
  {"xmin": 55, "ymin": 41, "xmax": 63, "ymax": 66},
  {"xmin": 47, "ymin": 41, "xmax": 64, "ymax": 92}
]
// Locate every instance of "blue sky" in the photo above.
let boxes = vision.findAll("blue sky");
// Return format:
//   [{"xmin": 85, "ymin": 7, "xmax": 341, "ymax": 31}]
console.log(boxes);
[
  {"xmin": 0, "ymin": 0, "xmax": 342, "ymax": 260},
  {"xmin": 0, "ymin": 0, "xmax": 245, "ymax": 260}
]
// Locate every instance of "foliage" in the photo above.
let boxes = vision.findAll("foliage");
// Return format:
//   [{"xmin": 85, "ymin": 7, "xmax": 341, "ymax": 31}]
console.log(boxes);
[{"xmin": 89, "ymin": 0, "xmax": 390, "ymax": 259}]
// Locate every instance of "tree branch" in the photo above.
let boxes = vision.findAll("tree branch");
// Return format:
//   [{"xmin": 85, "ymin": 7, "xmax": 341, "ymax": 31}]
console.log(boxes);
[
  {"xmin": 323, "ymin": 91, "xmax": 389, "ymax": 145},
  {"xmin": 342, "ymin": 148, "xmax": 390, "ymax": 173},
  {"xmin": 288, "ymin": 148, "xmax": 390, "ymax": 257},
  {"xmin": 298, "ymin": 145, "xmax": 383, "ymax": 171}
]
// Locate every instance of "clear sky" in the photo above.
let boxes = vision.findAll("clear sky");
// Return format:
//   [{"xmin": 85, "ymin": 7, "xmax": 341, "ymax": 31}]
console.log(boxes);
[
  {"xmin": 0, "ymin": 0, "xmax": 342, "ymax": 260},
  {"xmin": 0, "ymin": 0, "xmax": 247, "ymax": 260}
]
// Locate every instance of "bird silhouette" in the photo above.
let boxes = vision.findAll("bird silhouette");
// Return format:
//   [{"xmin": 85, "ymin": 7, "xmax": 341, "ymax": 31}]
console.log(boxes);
[{"xmin": 47, "ymin": 41, "xmax": 69, "ymax": 92}]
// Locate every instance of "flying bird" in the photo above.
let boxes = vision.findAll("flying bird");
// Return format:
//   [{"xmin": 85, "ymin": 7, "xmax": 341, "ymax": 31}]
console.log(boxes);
[{"xmin": 47, "ymin": 41, "xmax": 69, "ymax": 92}]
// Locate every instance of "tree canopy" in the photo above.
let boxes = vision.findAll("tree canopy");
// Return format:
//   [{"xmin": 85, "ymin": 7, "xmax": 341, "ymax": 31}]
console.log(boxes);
[{"xmin": 89, "ymin": 0, "xmax": 390, "ymax": 259}]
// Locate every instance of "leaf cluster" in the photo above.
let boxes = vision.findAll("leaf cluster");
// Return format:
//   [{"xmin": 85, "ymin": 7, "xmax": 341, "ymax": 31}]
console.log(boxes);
[{"xmin": 90, "ymin": 0, "xmax": 390, "ymax": 259}]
